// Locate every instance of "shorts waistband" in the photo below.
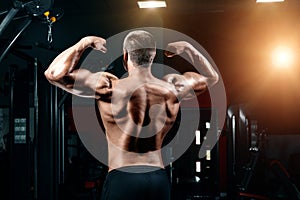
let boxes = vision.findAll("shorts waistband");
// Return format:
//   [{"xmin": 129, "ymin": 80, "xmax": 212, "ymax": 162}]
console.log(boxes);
[{"xmin": 108, "ymin": 165, "xmax": 164, "ymax": 174}]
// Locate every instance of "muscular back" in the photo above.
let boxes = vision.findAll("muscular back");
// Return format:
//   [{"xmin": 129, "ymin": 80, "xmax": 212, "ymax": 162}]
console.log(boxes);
[
  {"xmin": 97, "ymin": 74, "xmax": 180, "ymax": 169},
  {"xmin": 98, "ymin": 75, "xmax": 180, "ymax": 151},
  {"xmin": 44, "ymin": 34, "xmax": 219, "ymax": 171}
]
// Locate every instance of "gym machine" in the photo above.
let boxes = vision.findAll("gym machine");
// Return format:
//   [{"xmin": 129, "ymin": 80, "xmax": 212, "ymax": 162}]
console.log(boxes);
[
  {"xmin": 227, "ymin": 105, "xmax": 300, "ymax": 200},
  {"xmin": 0, "ymin": 1, "xmax": 69, "ymax": 199}
]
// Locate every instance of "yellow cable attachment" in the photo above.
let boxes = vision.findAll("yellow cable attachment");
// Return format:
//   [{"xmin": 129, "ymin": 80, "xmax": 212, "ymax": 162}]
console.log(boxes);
[{"xmin": 44, "ymin": 11, "xmax": 50, "ymax": 17}]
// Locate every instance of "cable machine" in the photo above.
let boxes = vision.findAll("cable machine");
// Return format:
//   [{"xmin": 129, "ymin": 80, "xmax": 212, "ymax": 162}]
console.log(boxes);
[{"xmin": 0, "ymin": 1, "xmax": 69, "ymax": 199}]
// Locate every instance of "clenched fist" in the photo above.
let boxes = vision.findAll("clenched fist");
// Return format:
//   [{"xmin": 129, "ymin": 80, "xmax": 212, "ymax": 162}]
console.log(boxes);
[{"xmin": 81, "ymin": 36, "xmax": 107, "ymax": 53}]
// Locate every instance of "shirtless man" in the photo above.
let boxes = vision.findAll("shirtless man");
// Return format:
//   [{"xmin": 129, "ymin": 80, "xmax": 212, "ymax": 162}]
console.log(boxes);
[{"xmin": 45, "ymin": 30, "xmax": 219, "ymax": 200}]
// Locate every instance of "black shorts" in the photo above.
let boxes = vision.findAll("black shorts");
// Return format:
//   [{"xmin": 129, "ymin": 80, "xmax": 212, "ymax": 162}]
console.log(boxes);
[{"xmin": 101, "ymin": 166, "xmax": 171, "ymax": 200}]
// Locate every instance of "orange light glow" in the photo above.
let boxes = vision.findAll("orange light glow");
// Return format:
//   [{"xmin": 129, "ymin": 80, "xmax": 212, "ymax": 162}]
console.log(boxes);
[{"xmin": 272, "ymin": 46, "xmax": 294, "ymax": 68}]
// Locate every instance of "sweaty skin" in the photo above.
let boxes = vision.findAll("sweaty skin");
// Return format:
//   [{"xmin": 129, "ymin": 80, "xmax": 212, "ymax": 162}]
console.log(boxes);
[
  {"xmin": 44, "ymin": 35, "xmax": 219, "ymax": 171},
  {"xmin": 99, "ymin": 69, "xmax": 180, "ymax": 170}
]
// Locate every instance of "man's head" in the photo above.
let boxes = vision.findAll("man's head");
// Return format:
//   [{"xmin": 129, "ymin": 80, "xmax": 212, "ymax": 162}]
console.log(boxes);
[{"xmin": 123, "ymin": 30, "xmax": 156, "ymax": 69}]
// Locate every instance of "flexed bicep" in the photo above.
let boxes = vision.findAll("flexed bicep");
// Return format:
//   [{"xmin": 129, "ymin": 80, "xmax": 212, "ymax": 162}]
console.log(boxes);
[
  {"xmin": 49, "ymin": 68, "xmax": 100, "ymax": 98},
  {"xmin": 162, "ymin": 74, "xmax": 194, "ymax": 101},
  {"xmin": 69, "ymin": 70, "xmax": 119, "ymax": 99},
  {"xmin": 163, "ymin": 72, "xmax": 209, "ymax": 101},
  {"xmin": 44, "ymin": 36, "xmax": 110, "ymax": 98},
  {"xmin": 164, "ymin": 41, "xmax": 219, "ymax": 90},
  {"xmin": 47, "ymin": 68, "xmax": 118, "ymax": 99}
]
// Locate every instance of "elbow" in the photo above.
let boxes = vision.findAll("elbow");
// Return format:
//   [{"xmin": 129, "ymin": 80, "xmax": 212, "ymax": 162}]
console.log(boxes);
[
  {"xmin": 44, "ymin": 69, "xmax": 51, "ymax": 80},
  {"xmin": 44, "ymin": 68, "xmax": 62, "ymax": 82},
  {"xmin": 207, "ymin": 73, "xmax": 219, "ymax": 87},
  {"xmin": 44, "ymin": 69, "xmax": 55, "ymax": 82},
  {"xmin": 213, "ymin": 73, "xmax": 219, "ymax": 85}
]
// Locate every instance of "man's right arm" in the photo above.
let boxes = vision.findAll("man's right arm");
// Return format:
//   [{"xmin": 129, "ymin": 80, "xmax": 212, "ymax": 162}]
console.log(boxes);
[
  {"xmin": 163, "ymin": 41, "xmax": 219, "ymax": 100},
  {"xmin": 44, "ymin": 36, "xmax": 118, "ymax": 99}
]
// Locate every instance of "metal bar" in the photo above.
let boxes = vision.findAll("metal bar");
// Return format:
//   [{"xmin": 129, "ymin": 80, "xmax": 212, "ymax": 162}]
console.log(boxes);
[
  {"xmin": 33, "ymin": 58, "xmax": 39, "ymax": 199},
  {"xmin": 0, "ymin": 19, "xmax": 32, "ymax": 63},
  {"xmin": 54, "ymin": 86, "xmax": 59, "ymax": 200},
  {"xmin": 61, "ymin": 104, "xmax": 65, "ymax": 183},
  {"xmin": 58, "ymin": 92, "xmax": 70, "ymax": 108},
  {"xmin": 58, "ymin": 91, "xmax": 67, "ymax": 183},
  {"xmin": 49, "ymin": 85, "xmax": 54, "ymax": 200},
  {"xmin": 9, "ymin": 65, "xmax": 16, "ymax": 200},
  {"xmin": 49, "ymin": 84, "xmax": 55, "ymax": 200},
  {"xmin": 0, "ymin": 8, "xmax": 19, "ymax": 37}
]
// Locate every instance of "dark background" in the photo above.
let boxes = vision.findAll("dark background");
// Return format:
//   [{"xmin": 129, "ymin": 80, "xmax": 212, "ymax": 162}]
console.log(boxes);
[
  {"xmin": 1, "ymin": 0, "xmax": 300, "ymax": 135},
  {"xmin": 1, "ymin": 0, "xmax": 300, "ymax": 199}
]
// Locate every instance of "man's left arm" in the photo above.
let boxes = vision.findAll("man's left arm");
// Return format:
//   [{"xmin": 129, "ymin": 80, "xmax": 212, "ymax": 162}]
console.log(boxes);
[{"xmin": 163, "ymin": 41, "xmax": 219, "ymax": 100}]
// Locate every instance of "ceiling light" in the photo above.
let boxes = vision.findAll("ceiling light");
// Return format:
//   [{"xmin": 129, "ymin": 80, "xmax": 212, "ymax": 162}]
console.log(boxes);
[
  {"xmin": 137, "ymin": 1, "xmax": 167, "ymax": 8},
  {"xmin": 256, "ymin": 0, "xmax": 284, "ymax": 3}
]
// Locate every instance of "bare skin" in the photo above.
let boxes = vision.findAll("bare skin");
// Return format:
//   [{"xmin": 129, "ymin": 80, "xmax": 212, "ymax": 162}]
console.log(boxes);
[{"xmin": 44, "ymin": 35, "xmax": 219, "ymax": 171}]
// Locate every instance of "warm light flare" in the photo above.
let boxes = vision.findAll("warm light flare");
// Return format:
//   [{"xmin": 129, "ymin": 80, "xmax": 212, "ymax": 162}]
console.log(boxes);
[
  {"xmin": 272, "ymin": 46, "xmax": 294, "ymax": 68},
  {"xmin": 137, "ymin": 1, "xmax": 167, "ymax": 8},
  {"xmin": 256, "ymin": 0, "xmax": 284, "ymax": 3}
]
